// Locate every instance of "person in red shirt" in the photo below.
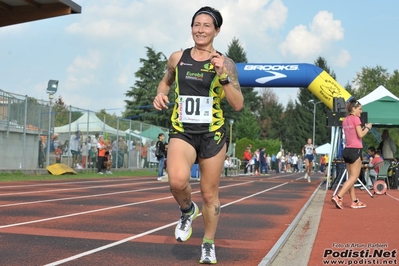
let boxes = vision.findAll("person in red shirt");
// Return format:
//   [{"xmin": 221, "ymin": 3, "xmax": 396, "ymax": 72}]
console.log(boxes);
[
  {"xmin": 243, "ymin": 146, "xmax": 252, "ymax": 174},
  {"xmin": 332, "ymin": 99, "xmax": 372, "ymax": 209},
  {"xmin": 366, "ymin": 147, "xmax": 383, "ymax": 185},
  {"xmin": 54, "ymin": 146, "xmax": 62, "ymax": 163}
]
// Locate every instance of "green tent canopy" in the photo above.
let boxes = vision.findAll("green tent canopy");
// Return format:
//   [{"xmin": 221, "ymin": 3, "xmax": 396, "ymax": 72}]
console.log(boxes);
[
  {"xmin": 140, "ymin": 126, "xmax": 169, "ymax": 141},
  {"xmin": 359, "ymin": 86, "xmax": 399, "ymax": 127}
]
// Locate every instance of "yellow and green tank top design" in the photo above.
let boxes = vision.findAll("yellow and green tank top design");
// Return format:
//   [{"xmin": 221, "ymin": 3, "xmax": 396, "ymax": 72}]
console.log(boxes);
[{"xmin": 171, "ymin": 48, "xmax": 226, "ymax": 133}]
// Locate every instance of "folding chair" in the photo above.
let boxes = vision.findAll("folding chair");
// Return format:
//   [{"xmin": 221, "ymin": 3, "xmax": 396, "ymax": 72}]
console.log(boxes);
[{"xmin": 375, "ymin": 161, "xmax": 391, "ymax": 190}]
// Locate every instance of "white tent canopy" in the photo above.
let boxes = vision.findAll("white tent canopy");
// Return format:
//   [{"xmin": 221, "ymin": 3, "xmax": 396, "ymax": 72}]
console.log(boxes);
[
  {"xmin": 315, "ymin": 143, "xmax": 331, "ymax": 154},
  {"xmin": 125, "ymin": 129, "xmax": 152, "ymax": 145},
  {"xmin": 54, "ymin": 112, "xmax": 120, "ymax": 135},
  {"xmin": 358, "ymin": 85, "xmax": 399, "ymax": 105}
]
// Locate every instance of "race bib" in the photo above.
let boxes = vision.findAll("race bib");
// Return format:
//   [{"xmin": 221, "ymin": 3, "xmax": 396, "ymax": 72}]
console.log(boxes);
[{"xmin": 178, "ymin": 95, "xmax": 213, "ymax": 123}]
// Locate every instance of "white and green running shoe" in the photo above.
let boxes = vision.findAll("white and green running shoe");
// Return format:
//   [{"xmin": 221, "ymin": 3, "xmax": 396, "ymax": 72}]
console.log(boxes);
[
  {"xmin": 175, "ymin": 202, "xmax": 199, "ymax": 242},
  {"xmin": 199, "ymin": 242, "xmax": 217, "ymax": 264}
]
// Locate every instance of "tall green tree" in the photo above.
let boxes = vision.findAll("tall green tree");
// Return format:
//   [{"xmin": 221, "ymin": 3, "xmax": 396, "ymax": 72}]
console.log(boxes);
[
  {"xmin": 281, "ymin": 100, "xmax": 301, "ymax": 152},
  {"xmin": 124, "ymin": 47, "xmax": 171, "ymax": 128},
  {"xmin": 352, "ymin": 65, "xmax": 399, "ymax": 98},
  {"xmin": 222, "ymin": 37, "xmax": 261, "ymax": 142},
  {"xmin": 53, "ymin": 96, "xmax": 70, "ymax": 127},
  {"xmin": 386, "ymin": 70, "xmax": 399, "ymax": 96},
  {"xmin": 352, "ymin": 65, "xmax": 389, "ymax": 98},
  {"xmin": 235, "ymin": 107, "xmax": 261, "ymax": 140},
  {"xmin": 258, "ymin": 88, "xmax": 284, "ymax": 139}
]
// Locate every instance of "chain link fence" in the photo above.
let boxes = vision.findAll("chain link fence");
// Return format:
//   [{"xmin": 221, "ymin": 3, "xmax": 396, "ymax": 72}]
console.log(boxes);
[{"xmin": 0, "ymin": 89, "xmax": 168, "ymax": 170}]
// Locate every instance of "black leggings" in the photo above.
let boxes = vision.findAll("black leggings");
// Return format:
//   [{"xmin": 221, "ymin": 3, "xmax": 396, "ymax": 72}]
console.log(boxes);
[{"xmin": 97, "ymin": 156, "xmax": 106, "ymax": 172}]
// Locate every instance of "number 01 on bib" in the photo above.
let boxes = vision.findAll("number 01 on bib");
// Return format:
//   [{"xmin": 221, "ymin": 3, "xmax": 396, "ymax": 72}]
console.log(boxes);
[{"xmin": 178, "ymin": 96, "xmax": 213, "ymax": 123}]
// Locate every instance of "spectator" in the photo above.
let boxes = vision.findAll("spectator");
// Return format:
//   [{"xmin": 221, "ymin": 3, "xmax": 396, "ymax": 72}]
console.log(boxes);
[
  {"xmin": 266, "ymin": 154, "xmax": 271, "ymax": 171},
  {"xmin": 141, "ymin": 142, "xmax": 148, "ymax": 168},
  {"xmin": 97, "ymin": 135, "xmax": 107, "ymax": 174},
  {"xmin": 254, "ymin": 148, "xmax": 260, "ymax": 174},
  {"xmin": 54, "ymin": 144, "xmax": 62, "ymax": 164},
  {"xmin": 260, "ymin": 147, "xmax": 267, "ymax": 174},
  {"xmin": 243, "ymin": 146, "xmax": 252, "ymax": 175},
  {"xmin": 320, "ymin": 154, "xmax": 326, "ymax": 173},
  {"xmin": 378, "ymin": 129, "xmax": 397, "ymax": 161},
  {"xmin": 38, "ymin": 136, "xmax": 45, "ymax": 168},
  {"xmin": 155, "ymin": 133, "xmax": 166, "ymax": 181},
  {"xmin": 118, "ymin": 137, "xmax": 127, "ymax": 167},
  {"xmin": 70, "ymin": 130, "xmax": 81, "ymax": 168},
  {"xmin": 366, "ymin": 147, "xmax": 383, "ymax": 186},
  {"xmin": 81, "ymin": 140, "xmax": 88, "ymax": 168},
  {"xmin": 292, "ymin": 153, "xmax": 299, "ymax": 172},
  {"xmin": 223, "ymin": 155, "xmax": 233, "ymax": 177},
  {"xmin": 63, "ymin": 140, "xmax": 69, "ymax": 155},
  {"xmin": 298, "ymin": 155, "xmax": 303, "ymax": 172}
]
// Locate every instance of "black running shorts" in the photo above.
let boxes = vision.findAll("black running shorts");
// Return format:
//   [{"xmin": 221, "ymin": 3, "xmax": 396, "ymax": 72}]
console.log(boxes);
[
  {"xmin": 169, "ymin": 127, "xmax": 228, "ymax": 159},
  {"xmin": 342, "ymin": 148, "xmax": 362, "ymax": 164}
]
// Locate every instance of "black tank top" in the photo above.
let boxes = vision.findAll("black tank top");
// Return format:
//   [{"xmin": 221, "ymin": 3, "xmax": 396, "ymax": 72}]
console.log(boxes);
[{"xmin": 171, "ymin": 48, "xmax": 225, "ymax": 133}]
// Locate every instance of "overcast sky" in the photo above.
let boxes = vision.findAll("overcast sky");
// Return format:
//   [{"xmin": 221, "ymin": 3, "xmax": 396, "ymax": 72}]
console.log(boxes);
[{"xmin": 1, "ymin": 0, "xmax": 398, "ymax": 116}]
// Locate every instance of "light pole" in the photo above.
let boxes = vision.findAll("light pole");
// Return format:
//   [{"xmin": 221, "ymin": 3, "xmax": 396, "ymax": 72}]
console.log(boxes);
[
  {"xmin": 229, "ymin": 119, "xmax": 234, "ymax": 156},
  {"xmin": 308, "ymin": 99, "xmax": 322, "ymax": 146},
  {"xmin": 46, "ymin": 80, "xmax": 58, "ymax": 167}
]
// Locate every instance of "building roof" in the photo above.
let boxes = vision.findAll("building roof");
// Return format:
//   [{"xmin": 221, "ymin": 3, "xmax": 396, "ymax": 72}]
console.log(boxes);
[{"xmin": 0, "ymin": 0, "xmax": 81, "ymax": 27}]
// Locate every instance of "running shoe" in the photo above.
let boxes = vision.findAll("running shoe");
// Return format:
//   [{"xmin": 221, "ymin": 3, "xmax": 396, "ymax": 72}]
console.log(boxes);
[
  {"xmin": 98, "ymin": 172, "xmax": 103, "ymax": 175},
  {"xmin": 175, "ymin": 202, "xmax": 199, "ymax": 242},
  {"xmin": 157, "ymin": 176, "xmax": 163, "ymax": 181},
  {"xmin": 199, "ymin": 242, "xmax": 217, "ymax": 264},
  {"xmin": 307, "ymin": 175, "xmax": 311, "ymax": 183},
  {"xmin": 304, "ymin": 173, "xmax": 308, "ymax": 179},
  {"xmin": 351, "ymin": 200, "xmax": 366, "ymax": 209},
  {"xmin": 331, "ymin": 195, "xmax": 343, "ymax": 209}
]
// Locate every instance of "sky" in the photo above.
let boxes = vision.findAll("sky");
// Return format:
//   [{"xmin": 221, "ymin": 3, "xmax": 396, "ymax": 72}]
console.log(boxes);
[{"xmin": 1, "ymin": 0, "xmax": 399, "ymax": 116}]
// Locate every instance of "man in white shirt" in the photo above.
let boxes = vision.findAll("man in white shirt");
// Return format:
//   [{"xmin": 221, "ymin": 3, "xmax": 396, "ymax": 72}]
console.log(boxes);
[{"xmin": 292, "ymin": 153, "xmax": 299, "ymax": 172}]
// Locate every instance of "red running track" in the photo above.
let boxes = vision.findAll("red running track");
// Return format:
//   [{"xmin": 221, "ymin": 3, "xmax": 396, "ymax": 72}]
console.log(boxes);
[
  {"xmin": 0, "ymin": 172, "xmax": 321, "ymax": 266},
  {"xmin": 309, "ymin": 187, "xmax": 399, "ymax": 266}
]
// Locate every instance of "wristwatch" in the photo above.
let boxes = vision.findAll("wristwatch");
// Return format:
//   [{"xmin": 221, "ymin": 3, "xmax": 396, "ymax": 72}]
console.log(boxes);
[{"xmin": 219, "ymin": 73, "xmax": 231, "ymax": 85}]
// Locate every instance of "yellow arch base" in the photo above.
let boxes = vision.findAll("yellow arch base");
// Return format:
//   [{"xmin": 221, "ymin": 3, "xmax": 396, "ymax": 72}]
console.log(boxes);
[{"xmin": 46, "ymin": 163, "xmax": 77, "ymax": 175}]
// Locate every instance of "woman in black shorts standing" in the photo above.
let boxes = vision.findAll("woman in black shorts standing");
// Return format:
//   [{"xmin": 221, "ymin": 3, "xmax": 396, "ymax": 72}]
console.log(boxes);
[{"xmin": 331, "ymin": 99, "xmax": 372, "ymax": 209}]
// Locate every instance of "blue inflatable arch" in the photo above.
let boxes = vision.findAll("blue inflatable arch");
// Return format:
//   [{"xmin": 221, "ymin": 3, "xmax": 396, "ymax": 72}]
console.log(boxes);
[{"xmin": 236, "ymin": 63, "xmax": 353, "ymax": 109}]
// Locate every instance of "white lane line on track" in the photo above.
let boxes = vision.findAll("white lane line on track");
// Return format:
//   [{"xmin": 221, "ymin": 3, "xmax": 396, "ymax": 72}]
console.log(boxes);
[
  {"xmin": 0, "ymin": 181, "xmax": 254, "ymax": 229},
  {"xmin": 0, "ymin": 184, "xmax": 172, "ymax": 208},
  {"xmin": 44, "ymin": 181, "xmax": 287, "ymax": 266},
  {"xmin": 0, "ymin": 180, "xmax": 157, "ymax": 196},
  {"xmin": 387, "ymin": 193, "xmax": 399, "ymax": 202},
  {"xmin": 0, "ymin": 178, "xmax": 148, "ymax": 189}
]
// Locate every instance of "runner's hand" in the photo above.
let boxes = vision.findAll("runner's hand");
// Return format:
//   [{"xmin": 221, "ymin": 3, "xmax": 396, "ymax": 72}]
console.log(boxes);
[{"xmin": 153, "ymin": 93, "xmax": 169, "ymax": 110}]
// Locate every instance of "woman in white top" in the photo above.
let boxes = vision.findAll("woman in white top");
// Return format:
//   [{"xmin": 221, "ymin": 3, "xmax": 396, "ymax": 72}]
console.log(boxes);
[{"xmin": 302, "ymin": 138, "xmax": 315, "ymax": 182}]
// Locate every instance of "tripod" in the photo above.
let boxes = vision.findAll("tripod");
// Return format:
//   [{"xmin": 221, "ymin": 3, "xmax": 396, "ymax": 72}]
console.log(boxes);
[{"xmin": 332, "ymin": 168, "xmax": 373, "ymax": 198}]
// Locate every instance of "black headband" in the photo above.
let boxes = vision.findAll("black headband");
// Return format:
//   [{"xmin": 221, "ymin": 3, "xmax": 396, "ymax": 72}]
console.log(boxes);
[{"xmin": 194, "ymin": 10, "xmax": 219, "ymax": 27}]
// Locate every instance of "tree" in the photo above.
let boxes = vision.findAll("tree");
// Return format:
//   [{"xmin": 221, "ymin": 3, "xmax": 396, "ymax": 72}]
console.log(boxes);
[
  {"xmin": 53, "ymin": 96, "xmax": 70, "ymax": 127},
  {"xmin": 223, "ymin": 38, "xmax": 260, "ymax": 119},
  {"xmin": 352, "ymin": 65, "xmax": 390, "ymax": 98},
  {"xmin": 386, "ymin": 69, "xmax": 399, "ymax": 96},
  {"xmin": 124, "ymin": 46, "xmax": 171, "ymax": 128},
  {"xmin": 352, "ymin": 65, "xmax": 399, "ymax": 99},
  {"xmin": 225, "ymin": 38, "xmax": 260, "ymax": 142},
  {"xmin": 281, "ymin": 100, "xmax": 301, "ymax": 152},
  {"xmin": 235, "ymin": 107, "xmax": 261, "ymax": 140},
  {"xmin": 257, "ymin": 88, "xmax": 284, "ymax": 139}
]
